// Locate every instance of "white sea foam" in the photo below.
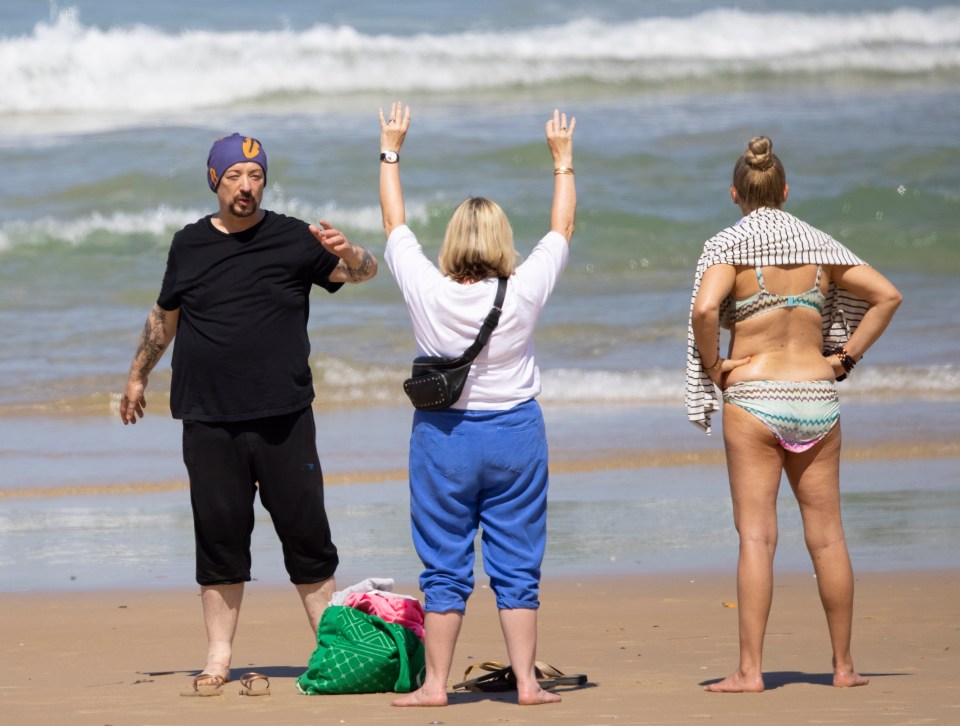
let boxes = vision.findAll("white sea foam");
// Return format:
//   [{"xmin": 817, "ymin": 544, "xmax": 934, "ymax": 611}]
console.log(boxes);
[
  {"xmin": 537, "ymin": 366, "xmax": 960, "ymax": 403},
  {"xmin": 314, "ymin": 362, "xmax": 960, "ymax": 405},
  {"xmin": 0, "ymin": 200, "xmax": 428, "ymax": 251},
  {"xmin": 2, "ymin": 6, "xmax": 958, "ymax": 114}
]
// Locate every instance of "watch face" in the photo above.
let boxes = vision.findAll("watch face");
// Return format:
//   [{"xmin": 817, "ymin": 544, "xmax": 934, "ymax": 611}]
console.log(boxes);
[{"xmin": 381, "ymin": 151, "xmax": 399, "ymax": 163}]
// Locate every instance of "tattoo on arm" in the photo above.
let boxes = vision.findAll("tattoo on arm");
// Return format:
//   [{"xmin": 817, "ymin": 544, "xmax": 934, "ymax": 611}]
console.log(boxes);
[
  {"xmin": 134, "ymin": 305, "xmax": 172, "ymax": 375},
  {"xmin": 338, "ymin": 248, "xmax": 376, "ymax": 282}
]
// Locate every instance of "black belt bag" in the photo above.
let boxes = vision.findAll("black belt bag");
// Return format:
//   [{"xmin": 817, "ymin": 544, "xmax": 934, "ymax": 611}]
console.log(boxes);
[{"xmin": 403, "ymin": 277, "xmax": 507, "ymax": 411}]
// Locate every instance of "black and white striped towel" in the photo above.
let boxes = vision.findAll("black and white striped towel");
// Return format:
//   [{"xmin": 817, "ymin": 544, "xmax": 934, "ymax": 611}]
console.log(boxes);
[{"xmin": 686, "ymin": 207, "xmax": 869, "ymax": 433}]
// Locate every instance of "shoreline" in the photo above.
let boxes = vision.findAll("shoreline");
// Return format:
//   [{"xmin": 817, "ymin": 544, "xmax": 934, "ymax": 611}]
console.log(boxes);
[
  {"xmin": 3, "ymin": 437, "xmax": 958, "ymax": 500},
  {"xmin": 2, "ymin": 568, "xmax": 957, "ymax": 725},
  {"xmin": 3, "ymin": 434, "xmax": 959, "ymax": 593},
  {"xmin": 4, "ymin": 398, "xmax": 960, "ymax": 493}
]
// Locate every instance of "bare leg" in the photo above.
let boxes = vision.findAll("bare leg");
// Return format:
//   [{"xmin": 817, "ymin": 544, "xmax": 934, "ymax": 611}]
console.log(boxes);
[
  {"xmin": 199, "ymin": 582, "xmax": 244, "ymax": 682},
  {"xmin": 296, "ymin": 577, "xmax": 337, "ymax": 635},
  {"xmin": 784, "ymin": 424, "xmax": 869, "ymax": 688},
  {"xmin": 705, "ymin": 403, "xmax": 783, "ymax": 693},
  {"xmin": 392, "ymin": 610, "xmax": 462, "ymax": 707},
  {"xmin": 499, "ymin": 608, "xmax": 561, "ymax": 705}
]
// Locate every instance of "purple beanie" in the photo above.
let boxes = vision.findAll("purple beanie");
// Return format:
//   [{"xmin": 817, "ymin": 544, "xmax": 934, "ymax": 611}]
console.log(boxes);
[{"xmin": 206, "ymin": 133, "xmax": 268, "ymax": 191}]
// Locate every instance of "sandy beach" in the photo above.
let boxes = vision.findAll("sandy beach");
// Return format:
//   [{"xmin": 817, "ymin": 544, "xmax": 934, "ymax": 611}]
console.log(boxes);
[
  {"xmin": 2, "ymin": 2, "xmax": 958, "ymax": 725},
  {"xmin": 3, "ymin": 406, "xmax": 956, "ymax": 726},
  {"xmin": 2, "ymin": 569, "xmax": 957, "ymax": 725}
]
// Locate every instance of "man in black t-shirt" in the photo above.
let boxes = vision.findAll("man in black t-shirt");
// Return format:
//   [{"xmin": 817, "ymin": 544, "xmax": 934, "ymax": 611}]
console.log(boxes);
[{"xmin": 120, "ymin": 133, "xmax": 378, "ymax": 696}]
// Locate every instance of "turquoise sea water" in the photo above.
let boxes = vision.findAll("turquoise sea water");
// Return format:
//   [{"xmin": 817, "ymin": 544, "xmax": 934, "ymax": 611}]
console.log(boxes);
[{"xmin": 0, "ymin": 0, "xmax": 958, "ymax": 591}]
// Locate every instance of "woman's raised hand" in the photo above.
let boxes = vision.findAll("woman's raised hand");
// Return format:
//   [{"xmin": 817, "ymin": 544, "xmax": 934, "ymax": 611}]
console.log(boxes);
[
  {"xmin": 546, "ymin": 109, "xmax": 575, "ymax": 166},
  {"xmin": 378, "ymin": 101, "xmax": 410, "ymax": 238},
  {"xmin": 546, "ymin": 109, "xmax": 577, "ymax": 241},
  {"xmin": 379, "ymin": 101, "xmax": 410, "ymax": 153}
]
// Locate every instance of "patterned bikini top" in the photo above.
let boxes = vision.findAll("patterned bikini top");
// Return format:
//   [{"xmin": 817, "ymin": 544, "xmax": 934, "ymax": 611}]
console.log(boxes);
[{"xmin": 732, "ymin": 265, "xmax": 826, "ymax": 323}]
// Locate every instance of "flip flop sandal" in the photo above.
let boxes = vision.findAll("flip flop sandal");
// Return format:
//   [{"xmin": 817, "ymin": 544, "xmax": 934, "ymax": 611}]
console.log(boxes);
[
  {"xmin": 238, "ymin": 672, "xmax": 271, "ymax": 696},
  {"xmin": 452, "ymin": 661, "xmax": 559, "ymax": 692},
  {"xmin": 534, "ymin": 661, "xmax": 589, "ymax": 687},
  {"xmin": 180, "ymin": 672, "xmax": 227, "ymax": 697},
  {"xmin": 452, "ymin": 661, "xmax": 510, "ymax": 691}
]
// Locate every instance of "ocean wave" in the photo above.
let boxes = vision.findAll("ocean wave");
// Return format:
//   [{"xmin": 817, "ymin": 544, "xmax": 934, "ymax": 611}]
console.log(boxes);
[
  {"xmin": 4, "ymin": 363, "xmax": 957, "ymax": 419},
  {"xmin": 2, "ymin": 6, "xmax": 959, "ymax": 114},
  {"xmin": 540, "ymin": 365, "xmax": 960, "ymax": 404},
  {"xmin": 0, "ymin": 206, "xmax": 204, "ymax": 252},
  {"xmin": 317, "ymin": 361, "xmax": 960, "ymax": 407},
  {"xmin": 0, "ymin": 200, "xmax": 429, "ymax": 253},
  {"xmin": 1, "ymin": 180, "xmax": 953, "ymax": 268}
]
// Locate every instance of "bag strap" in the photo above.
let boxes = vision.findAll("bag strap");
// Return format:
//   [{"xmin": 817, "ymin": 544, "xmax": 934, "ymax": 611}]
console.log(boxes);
[{"xmin": 455, "ymin": 276, "xmax": 508, "ymax": 364}]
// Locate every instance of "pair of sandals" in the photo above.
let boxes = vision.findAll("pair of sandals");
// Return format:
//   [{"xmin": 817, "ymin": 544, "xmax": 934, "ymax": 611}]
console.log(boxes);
[
  {"xmin": 180, "ymin": 671, "xmax": 270, "ymax": 697},
  {"xmin": 452, "ymin": 660, "xmax": 588, "ymax": 693}
]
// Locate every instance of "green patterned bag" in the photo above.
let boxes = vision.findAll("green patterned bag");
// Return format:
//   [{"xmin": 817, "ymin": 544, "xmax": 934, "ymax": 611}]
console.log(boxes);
[{"xmin": 296, "ymin": 605, "xmax": 425, "ymax": 694}]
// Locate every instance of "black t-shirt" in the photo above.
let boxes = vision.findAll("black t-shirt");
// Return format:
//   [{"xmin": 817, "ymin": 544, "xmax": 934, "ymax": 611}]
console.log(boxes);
[{"xmin": 157, "ymin": 211, "xmax": 343, "ymax": 421}]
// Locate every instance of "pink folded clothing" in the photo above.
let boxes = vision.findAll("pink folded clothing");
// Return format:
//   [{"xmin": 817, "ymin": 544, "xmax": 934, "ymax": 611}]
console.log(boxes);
[{"xmin": 342, "ymin": 591, "xmax": 425, "ymax": 641}]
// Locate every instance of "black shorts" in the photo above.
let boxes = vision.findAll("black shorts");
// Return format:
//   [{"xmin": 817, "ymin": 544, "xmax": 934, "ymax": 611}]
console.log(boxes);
[{"xmin": 182, "ymin": 407, "xmax": 338, "ymax": 586}]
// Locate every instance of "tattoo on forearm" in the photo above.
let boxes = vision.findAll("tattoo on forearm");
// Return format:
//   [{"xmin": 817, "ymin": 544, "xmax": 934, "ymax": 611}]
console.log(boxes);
[
  {"xmin": 135, "ymin": 305, "xmax": 170, "ymax": 374},
  {"xmin": 340, "ymin": 248, "xmax": 375, "ymax": 282}
]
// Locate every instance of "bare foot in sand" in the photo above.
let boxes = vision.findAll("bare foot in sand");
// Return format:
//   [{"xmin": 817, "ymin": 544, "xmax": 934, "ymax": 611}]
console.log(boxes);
[
  {"xmin": 196, "ymin": 671, "xmax": 228, "ymax": 686},
  {"xmin": 391, "ymin": 686, "xmax": 448, "ymax": 707},
  {"xmin": 833, "ymin": 667, "xmax": 869, "ymax": 688},
  {"xmin": 196, "ymin": 658, "xmax": 230, "ymax": 686},
  {"xmin": 181, "ymin": 661, "xmax": 230, "ymax": 697},
  {"xmin": 200, "ymin": 652, "xmax": 230, "ymax": 684},
  {"xmin": 704, "ymin": 670, "xmax": 764, "ymax": 693},
  {"xmin": 518, "ymin": 684, "xmax": 562, "ymax": 705}
]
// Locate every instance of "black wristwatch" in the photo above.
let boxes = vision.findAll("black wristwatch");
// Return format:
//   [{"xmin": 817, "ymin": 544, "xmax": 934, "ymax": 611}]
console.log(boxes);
[{"xmin": 380, "ymin": 150, "xmax": 399, "ymax": 164}]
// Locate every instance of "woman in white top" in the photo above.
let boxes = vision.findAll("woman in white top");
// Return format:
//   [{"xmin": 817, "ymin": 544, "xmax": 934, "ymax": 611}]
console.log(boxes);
[{"xmin": 379, "ymin": 102, "xmax": 576, "ymax": 707}]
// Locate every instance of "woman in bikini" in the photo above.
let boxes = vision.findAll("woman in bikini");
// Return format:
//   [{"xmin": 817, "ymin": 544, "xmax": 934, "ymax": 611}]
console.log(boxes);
[{"xmin": 689, "ymin": 136, "xmax": 901, "ymax": 692}]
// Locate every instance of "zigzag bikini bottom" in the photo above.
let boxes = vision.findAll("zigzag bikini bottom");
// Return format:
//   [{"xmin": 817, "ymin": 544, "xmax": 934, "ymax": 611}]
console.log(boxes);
[{"xmin": 722, "ymin": 380, "xmax": 839, "ymax": 453}]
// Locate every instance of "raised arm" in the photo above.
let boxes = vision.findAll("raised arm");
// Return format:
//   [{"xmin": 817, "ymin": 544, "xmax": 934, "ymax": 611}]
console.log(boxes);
[
  {"xmin": 379, "ymin": 101, "xmax": 411, "ymax": 239},
  {"xmin": 546, "ymin": 109, "xmax": 577, "ymax": 242},
  {"xmin": 120, "ymin": 303, "xmax": 179, "ymax": 424}
]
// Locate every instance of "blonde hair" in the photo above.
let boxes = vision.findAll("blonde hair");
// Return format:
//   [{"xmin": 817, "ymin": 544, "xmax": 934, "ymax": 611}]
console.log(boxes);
[
  {"xmin": 438, "ymin": 197, "xmax": 517, "ymax": 282},
  {"xmin": 732, "ymin": 136, "xmax": 787, "ymax": 211}
]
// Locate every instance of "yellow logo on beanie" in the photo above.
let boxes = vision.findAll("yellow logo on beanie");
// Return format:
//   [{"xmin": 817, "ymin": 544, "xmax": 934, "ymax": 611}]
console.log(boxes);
[{"xmin": 242, "ymin": 138, "xmax": 261, "ymax": 159}]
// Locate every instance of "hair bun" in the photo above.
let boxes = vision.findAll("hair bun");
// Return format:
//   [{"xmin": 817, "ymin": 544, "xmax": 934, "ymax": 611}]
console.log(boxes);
[{"xmin": 743, "ymin": 136, "xmax": 774, "ymax": 171}]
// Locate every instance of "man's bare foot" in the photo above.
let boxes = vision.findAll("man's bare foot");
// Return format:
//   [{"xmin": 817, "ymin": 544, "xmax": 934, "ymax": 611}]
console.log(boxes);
[
  {"xmin": 202, "ymin": 640, "xmax": 231, "ymax": 679},
  {"xmin": 201, "ymin": 654, "xmax": 230, "ymax": 683},
  {"xmin": 391, "ymin": 686, "xmax": 448, "ymax": 707},
  {"xmin": 518, "ymin": 684, "xmax": 562, "ymax": 705},
  {"xmin": 704, "ymin": 670, "xmax": 764, "ymax": 693},
  {"xmin": 833, "ymin": 668, "xmax": 869, "ymax": 688},
  {"xmin": 180, "ymin": 668, "xmax": 230, "ymax": 697},
  {"xmin": 196, "ymin": 671, "xmax": 228, "ymax": 686}
]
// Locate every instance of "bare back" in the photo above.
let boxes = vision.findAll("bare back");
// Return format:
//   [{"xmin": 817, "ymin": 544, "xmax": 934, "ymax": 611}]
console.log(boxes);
[{"xmin": 725, "ymin": 263, "xmax": 835, "ymax": 384}]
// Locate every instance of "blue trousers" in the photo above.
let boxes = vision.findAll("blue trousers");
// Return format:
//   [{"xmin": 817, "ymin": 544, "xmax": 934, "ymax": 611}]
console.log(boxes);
[{"xmin": 408, "ymin": 398, "xmax": 549, "ymax": 614}]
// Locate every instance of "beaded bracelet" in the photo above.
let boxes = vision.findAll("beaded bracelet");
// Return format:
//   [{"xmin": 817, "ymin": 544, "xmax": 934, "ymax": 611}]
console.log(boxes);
[
  {"xmin": 834, "ymin": 345, "xmax": 858, "ymax": 373},
  {"xmin": 826, "ymin": 345, "xmax": 859, "ymax": 382}
]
